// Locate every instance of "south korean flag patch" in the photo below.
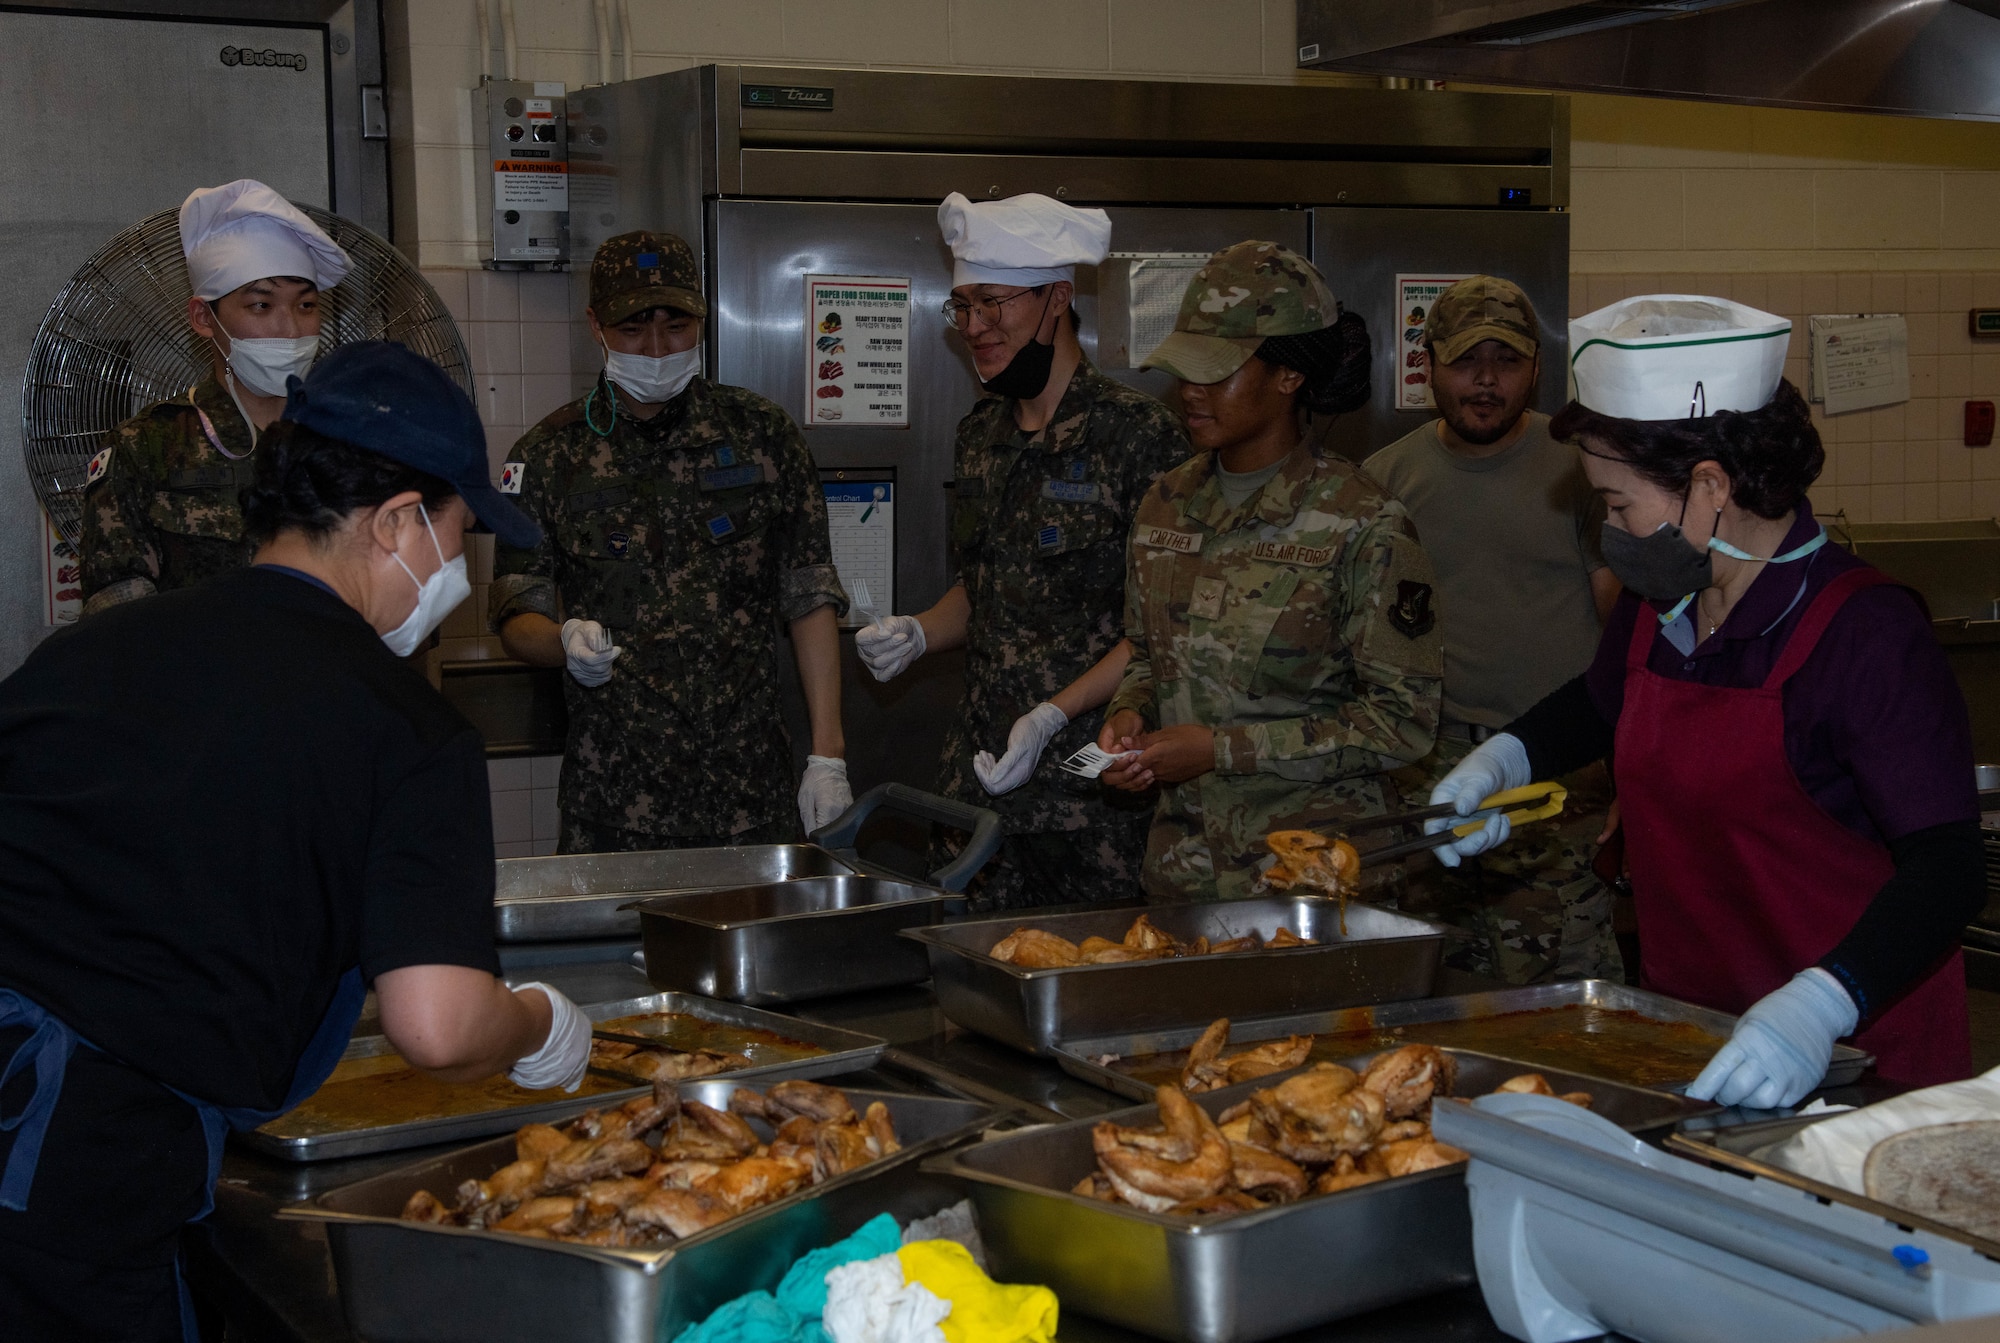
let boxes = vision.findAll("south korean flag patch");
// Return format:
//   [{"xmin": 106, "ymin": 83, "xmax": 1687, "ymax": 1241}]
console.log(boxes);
[
  {"xmin": 497, "ymin": 462, "xmax": 525, "ymax": 495},
  {"xmin": 86, "ymin": 446, "xmax": 113, "ymax": 486}
]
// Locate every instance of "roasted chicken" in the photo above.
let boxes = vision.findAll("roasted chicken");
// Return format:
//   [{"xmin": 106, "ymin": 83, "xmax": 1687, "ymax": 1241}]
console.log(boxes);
[
  {"xmin": 1181, "ymin": 1018, "xmax": 1315, "ymax": 1093},
  {"xmin": 989, "ymin": 914, "xmax": 1317, "ymax": 968},
  {"xmin": 1079, "ymin": 1047, "xmax": 1594, "ymax": 1221},
  {"xmin": 396, "ymin": 1079, "xmax": 901, "ymax": 1246},
  {"xmin": 589, "ymin": 1038, "xmax": 752, "ymax": 1083},
  {"xmin": 1262, "ymin": 831, "xmax": 1360, "ymax": 899}
]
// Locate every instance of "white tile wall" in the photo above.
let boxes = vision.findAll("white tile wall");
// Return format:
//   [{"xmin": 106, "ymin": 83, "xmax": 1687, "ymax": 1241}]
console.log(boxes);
[{"xmin": 490, "ymin": 755, "xmax": 563, "ymax": 857}]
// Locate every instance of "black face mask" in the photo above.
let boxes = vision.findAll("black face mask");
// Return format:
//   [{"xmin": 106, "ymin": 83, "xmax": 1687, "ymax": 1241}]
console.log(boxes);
[
  {"xmin": 980, "ymin": 290, "xmax": 1057, "ymax": 400},
  {"xmin": 1598, "ymin": 491, "xmax": 1714, "ymax": 603}
]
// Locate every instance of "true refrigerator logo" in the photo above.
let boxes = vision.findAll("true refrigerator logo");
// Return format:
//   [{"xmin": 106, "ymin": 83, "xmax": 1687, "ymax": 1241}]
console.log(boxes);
[
  {"xmin": 220, "ymin": 46, "xmax": 308, "ymax": 71},
  {"xmin": 741, "ymin": 84, "xmax": 834, "ymax": 110}
]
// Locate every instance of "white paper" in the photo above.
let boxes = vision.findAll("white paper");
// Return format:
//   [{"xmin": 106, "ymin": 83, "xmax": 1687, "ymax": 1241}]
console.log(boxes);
[
  {"xmin": 825, "ymin": 480, "xmax": 894, "ymax": 629},
  {"xmin": 806, "ymin": 275, "xmax": 910, "ymax": 427},
  {"xmin": 1058, "ymin": 743, "xmax": 1138, "ymax": 779},
  {"xmin": 1758, "ymin": 1064, "xmax": 2000, "ymax": 1195},
  {"xmin": 492, "ymin": 158, "xmax": 568, "ymax": 210},
  {"xmin": 1807, "ymin": 314, "xmax": 1909, "ymax": 415},
  {"xmin": 1394, "ymin": 273, "xmax": 1472, "ymax": 411},
  {"xmin": 1125, "ymin": 255, "xmax": 1209, "ymax": 366}
]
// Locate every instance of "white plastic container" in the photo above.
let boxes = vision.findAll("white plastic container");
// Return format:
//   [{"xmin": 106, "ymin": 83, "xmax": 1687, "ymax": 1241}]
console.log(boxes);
[{"xmin": 1432, "ymin": 1094, "xmax": 2000, "ymax": 1343}]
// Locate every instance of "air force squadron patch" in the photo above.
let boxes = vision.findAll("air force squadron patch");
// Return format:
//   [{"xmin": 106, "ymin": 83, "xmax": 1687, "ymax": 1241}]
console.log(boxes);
[
  {"xmin": 1389, "ymin": 580, "xmax": 1436, "ymax": 639},
  {"xmin": 498, "ymin": 462, "xmax": 525, "ymax": 494},
  {"xmin": 86, "ymin": 447, "xmax": 113, "ymax": 486}
]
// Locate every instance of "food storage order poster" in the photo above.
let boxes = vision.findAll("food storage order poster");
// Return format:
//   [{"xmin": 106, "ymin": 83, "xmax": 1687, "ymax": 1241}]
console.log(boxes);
[
  {"xmin": 1395, "ymin": 273, "xmax": 1471, "ymax": 410},
  {"xmin": 806, "ymin": 275, "xmax": 910, "ymax": 427}
]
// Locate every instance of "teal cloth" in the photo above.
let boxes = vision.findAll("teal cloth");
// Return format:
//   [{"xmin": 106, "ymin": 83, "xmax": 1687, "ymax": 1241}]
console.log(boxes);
[{"xmin": 671, "ymin": 1214, "xmax": 904, "ymax": 1343}]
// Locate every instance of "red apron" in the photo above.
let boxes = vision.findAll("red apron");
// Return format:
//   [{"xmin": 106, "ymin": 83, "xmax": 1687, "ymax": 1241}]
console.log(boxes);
[{"xmin": 1615, "ymin": 566, "xmax": 1970, "ymax": 1086}]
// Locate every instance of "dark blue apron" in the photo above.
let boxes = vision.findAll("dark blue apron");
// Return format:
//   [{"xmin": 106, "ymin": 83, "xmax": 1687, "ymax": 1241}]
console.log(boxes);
[{"xmin": 1, "ymin": 968, "xmax": 366, "ymax": 1340}]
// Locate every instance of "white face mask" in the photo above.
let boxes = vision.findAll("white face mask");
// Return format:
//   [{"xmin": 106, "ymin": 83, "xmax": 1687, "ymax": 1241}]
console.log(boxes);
[
  {"xmin": 212, "ymin": 315, "xmax": 320, "ymax": 398},
  {"xmin": 603, "ymin": 341, "xmax": 700, "ymax": 404},
  {"xmin": 382, "ymin": 506, "xmax": 471, "ymax": 657}
]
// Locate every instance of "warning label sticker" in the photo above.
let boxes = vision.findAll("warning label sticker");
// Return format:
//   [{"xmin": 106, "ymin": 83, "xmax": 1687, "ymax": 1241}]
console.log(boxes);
[{"xmin": 494, "ymin": 159, "xmax": 568, "ymax": 210}]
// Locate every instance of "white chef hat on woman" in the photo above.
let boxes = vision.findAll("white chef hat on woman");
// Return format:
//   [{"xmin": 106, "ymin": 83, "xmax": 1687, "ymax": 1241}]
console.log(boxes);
[
  {"xmin": 937, "ymin": 191, "xmax": 1112, "ymax": 289},
  {"xmin": 1569, "ymin": 294, "xmax": 1791, "ymax": 421},
  {"xmin": 179, "ymin": 179, "xmax": 351, "ymax": 301}
]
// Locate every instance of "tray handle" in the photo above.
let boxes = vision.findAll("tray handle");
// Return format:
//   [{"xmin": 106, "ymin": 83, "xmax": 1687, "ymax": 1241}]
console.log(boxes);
[{"xmin": 811, "ymin": 782, "xmax": 1004, "ymax": 893}]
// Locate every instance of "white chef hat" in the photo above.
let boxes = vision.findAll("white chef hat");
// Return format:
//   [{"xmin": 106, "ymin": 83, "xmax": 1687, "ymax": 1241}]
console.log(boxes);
[
  {"xmin": 179, "ymin": 179, "xmax": 350, "ymax": 301},
  {"xmin": 1569, "ymin": 294, "xmax": 1791, "ymax": 421},
  {"xmin": 937, "ymin": 191, "xmax": 1112, "ymax": 289}
]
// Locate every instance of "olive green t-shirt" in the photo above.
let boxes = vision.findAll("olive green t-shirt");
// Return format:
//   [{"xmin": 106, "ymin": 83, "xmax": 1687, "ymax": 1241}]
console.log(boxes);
[{"xmin": 1364, "ymin": 411, "xmax": 1605, "ymax": 728}]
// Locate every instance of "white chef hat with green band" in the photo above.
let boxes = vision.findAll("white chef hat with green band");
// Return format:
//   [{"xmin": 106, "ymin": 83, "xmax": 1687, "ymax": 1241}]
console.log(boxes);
[{"xmin": 1569, "ymin": 294, "xmax": 1791, "ymax": 421}]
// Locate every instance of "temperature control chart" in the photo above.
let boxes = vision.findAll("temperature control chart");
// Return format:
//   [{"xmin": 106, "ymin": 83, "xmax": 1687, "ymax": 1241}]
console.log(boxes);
[
  {"xmin": 806, "ymin": 275, "xmax": 910, "ymax": 426},
  {"xmin": 822, "ymin": 478, "xmax": 895, "ymax": 627}
]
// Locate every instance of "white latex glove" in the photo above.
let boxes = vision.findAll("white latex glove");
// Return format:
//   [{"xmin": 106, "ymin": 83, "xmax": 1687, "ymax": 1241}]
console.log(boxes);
[
  {"xmin": 506, "ymin": 982, "xmax": 591, "ymax": 1092},
  {"xmin": 1687, "ymin": 968, "xmax": 1859, "ymax": 1109},
  {"xmin": 798, "ymin": 755, "xmax": 852, "ymax": 834},
  {"xmin": 854, "ymin": 614, "xmax": 925, "ymax": 683},
  {"xmin": 560, "ymin": 618, "xmax": 622, "ymax": 687},
  {"xmin": 973, "ymin": 701, "xmax": 1068, "ymax": 796},
  {"xmin": 1425, "ymin": 732, "xmax": 1532, "ymax": 868}
]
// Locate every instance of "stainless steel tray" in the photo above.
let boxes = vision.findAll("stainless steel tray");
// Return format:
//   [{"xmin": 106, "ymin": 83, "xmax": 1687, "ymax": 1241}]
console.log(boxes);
[
  {"xmin": 903, "ymin": 897, "xmax": 1445, "ymax": 1055},
  {"xmin": 930, "ymin": 1047, "xmax": 1701, "ymax": 1343},
  {"xmin": 1667, "ymin": 1115, "xmax": 2000, "ymax": 1261},
  {"xmin": 494, "ymin": 845, "xmax": 857, "ymax": 942},
  {"xmin": 284, "ymin": 1083, "xmax": 1000, "ymax": 1343},
  {"xmin": 244, "ymin": 992, "xmax": 888, "ymax": 1162},
  {"xmin": 1051, "ymin": 979, "xmax": 1873, "ymax": 1099},
  {"xmin": 635, "ymin": 875, "xmax": 962, "ymax": 1006}
]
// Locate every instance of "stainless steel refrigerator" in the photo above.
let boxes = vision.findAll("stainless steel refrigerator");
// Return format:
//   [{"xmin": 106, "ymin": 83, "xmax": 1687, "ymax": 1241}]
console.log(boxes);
[{"xmin": 573, "ymin": 66, "xmax": 1571, "ymax": 832}]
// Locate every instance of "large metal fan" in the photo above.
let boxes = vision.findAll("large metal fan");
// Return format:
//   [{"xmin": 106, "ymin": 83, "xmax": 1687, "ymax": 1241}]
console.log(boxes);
[{"xmin": 21, "ymin": 202, "xmax": 470, "ymax": 543}]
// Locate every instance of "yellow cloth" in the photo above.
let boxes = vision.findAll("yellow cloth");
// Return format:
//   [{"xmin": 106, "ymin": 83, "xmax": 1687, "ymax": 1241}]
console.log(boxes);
[{"xmin": 895, "ymin": 1241, "xmax": 1057, "ymax": 1343}]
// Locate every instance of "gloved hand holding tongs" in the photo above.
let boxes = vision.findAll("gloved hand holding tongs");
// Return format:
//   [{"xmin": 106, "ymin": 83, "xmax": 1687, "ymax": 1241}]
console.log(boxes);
[{"xmin": 1345, "ymin": 781, "xmax": 1570, "ymax": 869}]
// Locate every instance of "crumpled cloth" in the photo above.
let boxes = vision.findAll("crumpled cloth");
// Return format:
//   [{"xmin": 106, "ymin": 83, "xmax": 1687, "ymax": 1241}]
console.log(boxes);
[
  {"xmin": 676, "ymin": 1214, "xmax": 904, "ymax": 1343},
  {"xmin": 1761, "ymin": 1064, "xmax": 2000, "ymax": 1196},
  {"xmin": 823, "ymin": 1254, "xmax": 951, "ymax": 1343},
  {"xmin": 897, "ymin": 1240, "xmax": 1058, "ymax": 1343},
  {"xmin": 901, "ymin": 1200, "xmax": 988, "ymax": 1272}
]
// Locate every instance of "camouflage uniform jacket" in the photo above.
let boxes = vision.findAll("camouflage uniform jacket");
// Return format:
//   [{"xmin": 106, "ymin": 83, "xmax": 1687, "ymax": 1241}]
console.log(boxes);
[
  {"xmin": 942, "ymin": 359, "xmax": 1189, "ymax": 831},
  {"xmin": 1107, "ymin": 445, "xmax": 1445, "ymax": 901},
  {"xmin": 490, "ymin": 375, "xmax": 847, "ymax": 840},
  {"xmin": 79, "ymin": 377, "xmax": 259, "ymax": 615}
]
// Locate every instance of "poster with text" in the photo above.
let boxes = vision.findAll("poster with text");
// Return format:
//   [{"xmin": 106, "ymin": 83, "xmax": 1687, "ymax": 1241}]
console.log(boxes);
[
  {"xmin": 42, "ymin": 512, "xmax": 79, "ymax": 626},
  {"xmin": 806, "ymin": 275, "xmax": 910, "ymax": 427},
  {"xmin": 1395, "ymin": 273, "xmax": 1472, "ymax": 410}
]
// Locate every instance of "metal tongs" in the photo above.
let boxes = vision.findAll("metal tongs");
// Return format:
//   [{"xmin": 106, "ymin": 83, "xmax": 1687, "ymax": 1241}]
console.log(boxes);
[{"xmin": 1351, "ymin": 781, "xmax": 1569, "ymax": 868}]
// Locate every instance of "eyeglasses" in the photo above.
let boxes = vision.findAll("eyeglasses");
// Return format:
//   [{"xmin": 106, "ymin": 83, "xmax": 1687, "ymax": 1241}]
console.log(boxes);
[{"xmin": 939, "ymin": 288, "xmax": 1041, "ymax": 331}]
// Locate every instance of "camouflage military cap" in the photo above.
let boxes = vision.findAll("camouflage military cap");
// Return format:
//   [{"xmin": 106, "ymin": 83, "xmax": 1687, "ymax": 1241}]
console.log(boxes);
[
  {"xmin": 1425, "ymin": 275, "xmax": 1539, "ymax": 365},
  {"xmin": 590, "ymin": 231, "xmax": 707, "ymax": 325},
  {"xmin": 1141, "ymin": 241, "xmax": 1338, "ymax": 385}
]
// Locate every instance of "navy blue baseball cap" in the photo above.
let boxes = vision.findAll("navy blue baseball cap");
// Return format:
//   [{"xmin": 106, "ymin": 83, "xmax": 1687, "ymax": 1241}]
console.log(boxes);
[{"xmin": 281, "ymin": 340, "xmax": 542, "ymax": 549}]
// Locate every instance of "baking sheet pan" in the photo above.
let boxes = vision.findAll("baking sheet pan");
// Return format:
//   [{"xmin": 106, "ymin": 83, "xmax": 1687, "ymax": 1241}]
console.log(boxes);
[
  {"xmin": 245, "ymin": 993, "xmax": 887, "ymax": 1161},
  {"xmin": 634, "ymin": 875, "xmax": 961, "ymax": 1005},
  {"xmin": 284, "ymin": 1084, "xmax": 999, "ymax": 1343},
  {"xmin": 930, "ymin": 1047, "xmax": 1700, "ymax": 1343},
  {"xmin": 1052, "ymin": 979, "xmax": 1872, "ymax": 1099},
  {"xmin": 1667, "ymin": 1116, "xmax": 2000, "ymax": 1261},
  {"xmin": 494, "ymin": 845, "xmax": 858, "ymax": 942},
  {"xmin": 903, "ymin": 897, "xmax": 1444, "ymax": 1054}
]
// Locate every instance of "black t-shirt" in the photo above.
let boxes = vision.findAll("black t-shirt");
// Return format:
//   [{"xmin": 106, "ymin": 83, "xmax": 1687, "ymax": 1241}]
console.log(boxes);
[{"xmin": 0, "ymin": 566, "xmax": 498, "ymax": 1110}]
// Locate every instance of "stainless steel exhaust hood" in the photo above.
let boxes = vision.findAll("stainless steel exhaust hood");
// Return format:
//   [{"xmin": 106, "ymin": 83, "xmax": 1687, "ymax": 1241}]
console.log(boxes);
[{"xmin": 1297, "ymin": 0, "xmax": 2000, "ymax": 120}]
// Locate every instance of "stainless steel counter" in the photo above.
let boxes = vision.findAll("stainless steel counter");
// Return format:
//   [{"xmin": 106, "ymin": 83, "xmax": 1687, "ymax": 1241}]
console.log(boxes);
[{"xmin": 186, "ymin": 961, "xmax": 1884, "ymax": 1343}]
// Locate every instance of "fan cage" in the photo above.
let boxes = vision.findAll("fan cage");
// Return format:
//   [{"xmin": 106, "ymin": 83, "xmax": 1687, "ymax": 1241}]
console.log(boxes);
[{"xmin": 21, "ymin": 202, "xmax": 472, "ymax": 544}]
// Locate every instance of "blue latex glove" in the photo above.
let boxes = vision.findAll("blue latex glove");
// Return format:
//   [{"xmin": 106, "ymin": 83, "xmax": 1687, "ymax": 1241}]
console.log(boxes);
[
  {"xmin": 1424, "ymin": 732, "xmax": 1531, "ymax": 868},
  {"xmin": 1686, "ymin": 968, "xmax": 1860, "ymax": 1110}
]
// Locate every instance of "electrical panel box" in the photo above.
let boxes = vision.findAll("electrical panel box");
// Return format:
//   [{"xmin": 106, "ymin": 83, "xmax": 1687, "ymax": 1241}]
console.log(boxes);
[{"xmin": 478, "ymin": 78, "xmax": 569, "ymax": 269}]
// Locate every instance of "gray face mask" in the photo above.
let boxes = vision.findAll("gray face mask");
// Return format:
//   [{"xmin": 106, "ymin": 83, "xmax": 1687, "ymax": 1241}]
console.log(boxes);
[{"xmin": 1599, "ymin": 513, "xmax": 1714, "ymax": 604}]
